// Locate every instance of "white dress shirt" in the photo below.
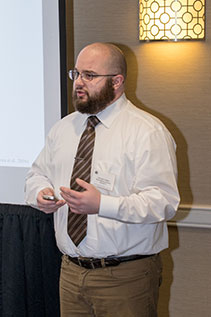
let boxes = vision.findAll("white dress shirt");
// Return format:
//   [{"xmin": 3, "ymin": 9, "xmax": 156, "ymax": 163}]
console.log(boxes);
[{"xmin": 25, "ymin": 94, "xmax": 180, "ymax": 258}]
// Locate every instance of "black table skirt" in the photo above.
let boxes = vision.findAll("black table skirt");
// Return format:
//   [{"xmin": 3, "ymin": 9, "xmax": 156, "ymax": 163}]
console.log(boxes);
[{"xmin": 0, "ymin": 204, "xmax": 62, "ymax": 317}]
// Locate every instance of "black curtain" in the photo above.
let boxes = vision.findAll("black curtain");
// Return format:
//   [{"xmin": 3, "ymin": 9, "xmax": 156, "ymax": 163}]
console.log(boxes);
[{"xmin": 0, "ymin": 204, "xmax": 61, "ymax": 317}]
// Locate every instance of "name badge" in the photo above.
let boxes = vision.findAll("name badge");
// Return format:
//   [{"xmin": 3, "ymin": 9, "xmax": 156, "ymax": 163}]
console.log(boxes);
[{"xmin": 92, "ymin": 170, "xmax": 115, "ymax": 191}]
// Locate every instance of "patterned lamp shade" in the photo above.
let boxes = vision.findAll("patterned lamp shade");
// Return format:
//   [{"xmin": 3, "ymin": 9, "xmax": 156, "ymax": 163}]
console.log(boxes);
[{"xmin": 139, "ymin": 0, "xmax": 205, "ymax": 41}]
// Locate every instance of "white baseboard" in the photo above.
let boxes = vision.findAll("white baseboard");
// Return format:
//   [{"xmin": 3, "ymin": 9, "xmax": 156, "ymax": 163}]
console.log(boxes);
[{"xmin": 167, "ymin": 204, "xmax": 211, "ymax": 228}]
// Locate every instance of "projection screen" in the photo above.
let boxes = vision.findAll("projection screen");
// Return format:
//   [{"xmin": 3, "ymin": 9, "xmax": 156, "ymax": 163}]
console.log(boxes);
[{"xmin": 0, "ymin": 0, "xmax": 66, "ymax": 204}]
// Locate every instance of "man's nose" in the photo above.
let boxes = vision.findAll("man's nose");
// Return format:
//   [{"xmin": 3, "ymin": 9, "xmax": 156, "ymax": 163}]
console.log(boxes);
[
  {"xmin": 74, "ymin": 73, "xmax": 85, "ymax": 85},
  {"xmin": 74, "ymin": 81, "xmax": 84, "ymax": 90}
]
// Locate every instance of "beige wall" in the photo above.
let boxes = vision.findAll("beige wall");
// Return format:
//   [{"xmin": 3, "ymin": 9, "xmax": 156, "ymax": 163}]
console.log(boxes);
[
  {"xmin": 66, "ymin": 0, "xmax": 211, "ymax": 315},
  {"xmin": 159, "ymin": 226, "xmax": 211, "ymax": 316}
]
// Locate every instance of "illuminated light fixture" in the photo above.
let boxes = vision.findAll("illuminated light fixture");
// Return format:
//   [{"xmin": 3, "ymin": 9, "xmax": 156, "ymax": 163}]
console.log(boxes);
[{"xmin": 139, "ymin": 0, "xmax": 205, "ymax": 41}]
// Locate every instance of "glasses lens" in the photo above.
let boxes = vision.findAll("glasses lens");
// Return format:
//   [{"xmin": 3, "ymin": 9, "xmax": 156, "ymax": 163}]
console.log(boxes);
[
  {"xmin": 82, "ymin": 72, "xmax": 93, "ymax": 81},
  {"xmin": 68, "ymin": 70, "xmax": 78, "ymax": 80},
  {"xmin": 68, "ymin": 70, "xmax": 95, "ymax": 81}
]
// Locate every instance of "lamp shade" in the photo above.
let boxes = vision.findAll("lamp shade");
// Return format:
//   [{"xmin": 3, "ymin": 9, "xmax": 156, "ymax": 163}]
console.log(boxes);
[{"xmin": 139, "ymin": 0, "xmax": 205, "ymax": 41}]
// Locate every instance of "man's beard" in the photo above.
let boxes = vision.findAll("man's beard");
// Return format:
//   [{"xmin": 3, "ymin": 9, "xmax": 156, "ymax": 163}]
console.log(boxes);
[{"xmin": 72, "ymin": 78, "xmax": 115, "ymax": 114}]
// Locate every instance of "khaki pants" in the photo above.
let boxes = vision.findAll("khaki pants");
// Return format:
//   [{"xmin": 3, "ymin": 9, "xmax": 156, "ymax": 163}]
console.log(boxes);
[{"xmin": 60, "ymin": 254, "xmax": 162, "ymax": 317}]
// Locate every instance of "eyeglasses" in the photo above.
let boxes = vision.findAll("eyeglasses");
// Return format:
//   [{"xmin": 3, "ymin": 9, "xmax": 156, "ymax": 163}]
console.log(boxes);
[{"xmin": 68, "ymin": 69, "xmax": 118, "ymax": 82}]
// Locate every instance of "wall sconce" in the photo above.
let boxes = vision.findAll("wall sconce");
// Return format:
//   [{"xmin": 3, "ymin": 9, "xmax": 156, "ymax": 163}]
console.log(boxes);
[{"xmin": 139, "ymin": 0, "xmax": 205, "ymax": 41}]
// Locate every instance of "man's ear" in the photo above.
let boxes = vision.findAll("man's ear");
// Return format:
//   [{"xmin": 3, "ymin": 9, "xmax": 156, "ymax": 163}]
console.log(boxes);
[{"xmin": 112, "ymin": 74, "xmax": 125, "ymax": 90}]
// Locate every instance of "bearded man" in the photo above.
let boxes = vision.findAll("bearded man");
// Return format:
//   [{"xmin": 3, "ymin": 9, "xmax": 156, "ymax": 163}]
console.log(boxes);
[{"xmin": 25, "ymin": 42, "xmax": 180, "ymax": 317}]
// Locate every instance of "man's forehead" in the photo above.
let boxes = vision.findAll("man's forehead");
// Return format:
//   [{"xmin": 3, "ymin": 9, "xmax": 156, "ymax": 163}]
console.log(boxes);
[{"xmin": 75, "ymin": 50, "xmax": 109, "ymax": 72}]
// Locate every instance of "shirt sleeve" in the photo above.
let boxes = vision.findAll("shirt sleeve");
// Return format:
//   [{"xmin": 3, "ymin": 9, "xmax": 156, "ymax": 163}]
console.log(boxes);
[
  {"xmin": 99, "ymin": 127, "xmax": 180, "ymax": 224},
  {"xmin": 24, "ymin": 133, "xmax": 54, "ymax": 207}
]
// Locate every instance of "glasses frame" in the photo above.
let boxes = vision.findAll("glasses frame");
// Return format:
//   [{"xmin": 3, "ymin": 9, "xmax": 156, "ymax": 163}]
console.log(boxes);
[{"xmin": 68, "ymin": 69, "xmax": 118, "ymax": 82}]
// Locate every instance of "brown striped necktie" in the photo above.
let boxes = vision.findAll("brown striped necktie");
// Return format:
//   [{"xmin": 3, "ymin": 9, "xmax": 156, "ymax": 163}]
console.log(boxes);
[{"xmin": 68, "ymin": 116, "xmax": 100, "ymax": 246}]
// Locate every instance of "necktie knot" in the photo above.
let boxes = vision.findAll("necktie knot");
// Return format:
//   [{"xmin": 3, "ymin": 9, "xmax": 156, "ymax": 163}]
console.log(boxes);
[{"xmin": 87, "ymin": 116, "xmax": 100, "ymax": 128}]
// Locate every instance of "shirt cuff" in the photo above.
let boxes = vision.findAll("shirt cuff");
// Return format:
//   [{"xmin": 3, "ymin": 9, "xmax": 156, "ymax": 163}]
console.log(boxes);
[{"xmin": 99, "ymin": 194, "xmax": 120, "ymax": 220}]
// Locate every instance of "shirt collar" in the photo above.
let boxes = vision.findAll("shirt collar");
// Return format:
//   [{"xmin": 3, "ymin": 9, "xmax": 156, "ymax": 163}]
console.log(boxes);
[{"xmin": 96, "ymin": 93, "xmax": 127, "ymax": 128}]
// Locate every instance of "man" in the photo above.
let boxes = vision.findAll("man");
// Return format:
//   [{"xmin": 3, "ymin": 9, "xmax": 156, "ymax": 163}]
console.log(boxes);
[{"xmin": 25, "ymin": 42, "xmax": 180, "ymax": 316}]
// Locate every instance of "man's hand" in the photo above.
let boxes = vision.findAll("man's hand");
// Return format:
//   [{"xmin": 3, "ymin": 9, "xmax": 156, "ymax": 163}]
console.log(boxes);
[
  {"xmin": 60, "ymin": 178, "xmax": 101, "ymax": 214},
  {"xmin": 37, "ymin": 187, "xmax": 66, "ymax": 214}
]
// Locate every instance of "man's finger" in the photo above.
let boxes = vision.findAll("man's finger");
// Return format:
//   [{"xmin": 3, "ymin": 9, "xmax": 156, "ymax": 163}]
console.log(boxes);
[{"xmin": 75, "ymin": 178, "xmax": 90, "ymax": 190}]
